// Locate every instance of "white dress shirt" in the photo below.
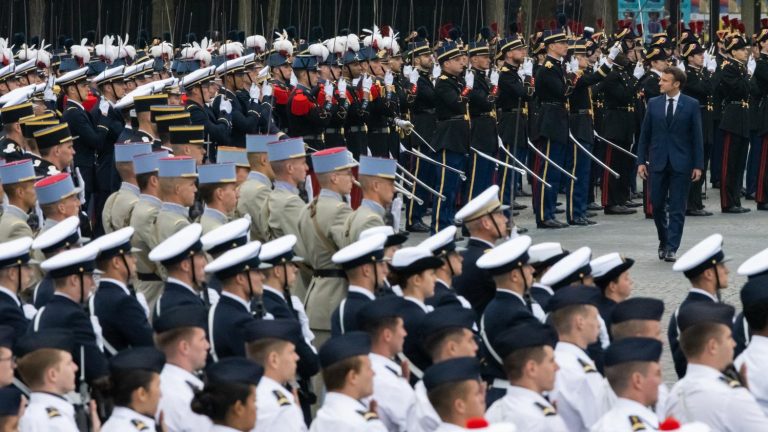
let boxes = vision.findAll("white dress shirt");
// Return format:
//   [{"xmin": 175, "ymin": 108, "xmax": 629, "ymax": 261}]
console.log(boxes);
[
  {"xmin": 735, "ymin": 335, "xmax": 768, "ymax": 415},
  {"xmin": 309, "ymin": 392, "xmax": 388, "ymax": 432},
  {"xmin": 101, "ymin": 406, "xmax": 157, "ymax": 432},
  {"xmin": 254, "ymin": 375, "xmax": 306, "ymax": 432},
  {"xmin": 157, "ymin": 363, "xmax": 212, "ymax": 432},
  {"xmin": 19, "ymin": 392, "xmax": 78, "ymax": 432},
  {"xmin": 665, "ymin": 91, "xmax": 680, "ymax": 116},
  {"xmin": 486, "ymin": 385, "xmax": 567, "ymax": 432},
  {"xmin": 368, "ymin": 353, "xmax": 416, "ymax": 431},
  {"xmin": 664, "ymin": 363, "xmax": 768, "ymax": 431},
  {"xmin": 590, "ymin": 397, "xmax": 658, "ymax": 432},
  {"xmin": 551, "ymin": 342, "xmax": 609, "ymax": 432}
]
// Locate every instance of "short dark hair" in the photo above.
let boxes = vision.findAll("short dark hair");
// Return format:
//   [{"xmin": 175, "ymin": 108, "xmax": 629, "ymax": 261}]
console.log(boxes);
[
  {"xmin": 322, "ymin": 355, "xmax": 364, "ymax": 391},
  {"xmin": 136, "ymin": 172, "xmax": 157, "ymax": 191},
  {"xmin": 428, "ymin": 380, "xmax": 474, "ymax": 419},
  {"xmin": 679, "ymin": 322, "xmax": 727, "ymax": 358},
  {"xmin": 663, "ymin": 66, "xmax": 687, "ymax": 87},
  {"xmin": 744, "ymin": 300, "xmax": 768, "ymax": 332},
  {"xmin": 423, "ymin": 327, "xmax": 468, "ymax": 361},
  {"xmin": 605, "ymin": 361, "xmax": 651, "ymax": 395},
  {"xmin": 199, "ymin": 183, "xmax": 226, "ymax": 204},
  {"xmin": 109, "ymin": 369, "xmax": 157, "ymax": 407},
  {"xmin": 502, "ymin": 345, "xmax": 548, "ymax": 382}
]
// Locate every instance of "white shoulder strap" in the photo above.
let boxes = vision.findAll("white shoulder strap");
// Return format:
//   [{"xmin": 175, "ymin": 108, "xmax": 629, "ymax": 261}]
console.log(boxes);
[
  {"xmin": 32, "ymin": 306, "xmax": 46, "ymax": 331},
  {"xmin": 339, "ymin": 299, "xmax": 347, "ymax": 334},
  {"xmin": 88, "ymin": 295, "xmax": 118, "ymax": 356},
  {"xmin": 208, "ymin": 302, "xmax": 219, "ymax": 362},
  {"xmin": 480, "ymin": 313, "xmax": 504, "ymax": 366}
]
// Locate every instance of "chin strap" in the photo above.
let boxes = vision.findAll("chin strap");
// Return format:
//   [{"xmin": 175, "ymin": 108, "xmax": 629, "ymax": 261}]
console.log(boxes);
[{"xmin": 191, "ymin": 254, "xmax": 210, "ymax": 307}]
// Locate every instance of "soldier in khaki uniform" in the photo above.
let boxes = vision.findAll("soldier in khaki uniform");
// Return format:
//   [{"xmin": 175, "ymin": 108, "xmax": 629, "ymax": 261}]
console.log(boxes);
[
  {"xmin": 198, "ymin": 163, "xmax": 237, "ymax": 234},
  {"xmin": 151, "ymin": 156, "xmax": 197, "ymax": 250},
  {"xmin": 129, "ymin": 150, "xmax": 170, "ymax": 310},
  {"xmin": 298, "ymin": 147, "xmax": 357, "ymax": 348},
  {"xmin": 216, "ymin": 146, "xmax": 250, "ymax": 186},
  {"xmin": 237, "ymin": 134, "xmax": 276, "ymax": 242},
  {"xmin": 102, "ymin": 143, "xmax": 151, "ymax": 233},
  {"xmin": 264, "ymin": 137, "xmax": 311, "ymax": 298},
  {"xmin": 0, "ymin": 159, "xmax": 37, "ymax": 241},
  {"xmin": 341, "ymin": 156, "xmax": 396, "ymax": 247}
]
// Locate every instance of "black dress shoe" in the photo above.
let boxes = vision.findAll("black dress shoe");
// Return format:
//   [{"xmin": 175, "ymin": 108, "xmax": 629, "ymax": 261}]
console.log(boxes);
[
  {"xmin": 658, "ymin": 246, "xmax": 666, "ymax": 260},
  {"xmin": 686, "ymin": 209, "xmax": 713, "ymax": 216},
  {"xmin": 587, "ymin": 202, "xmax": 604, "ymax": 211},
  {"xmin": 516, "ymin": 189, "xmax": 532, "ymax": 197},
  {"xmin": 722, "ymin": 206, "xmax": 751, "ymax": 214},
  {"xmin": 537, "ymin": 219, "xmax": 568, "ymax": 229},
  {"xmin": 746, "ymin": 194, "xmax": 755, "ymax": 201},
  {"xmin": 605, "ymin": 205, "xmax": 637, "ymax": 215},
  {"xmin": 513, "ymin": 201, "xmax": 528, "ymax": 210},
  {"xmin": 569, "ymin": 218, "xmax": 590, "ymax": 226},
  {"xmin": 514, "ymin": 226, "xmax": 529, "ymax": 234},
  {"xmin": 555, "ymin": 208, "xmax": 565, "ymax": 214},
  {"xmin": 625, "ymin": 200, "xmax": 643, "ymax": 208},
  {"xmin": 406, "ymin": 221, "xmax": 430, "ymax": 232},
  {"xmin": 758, "ymin": 203, "xmax": 768, "ymax": 211},
  {"xmin": 712, "ymin": 181, "xmax": 721, "ymax": 189},
  {"xmin": 586, "ymin": 212, "xmax": 597, "ymax": 218},
  {"xmin": 556, "ymin": 202, "xmax": 563, "ymax": 207},
  {"xmin": 664, "ymin": 251, "xmax": 677, "ymax": 262},
  {"xmin": 512, "ymin": 211, "xmax": 520, "ymax": 217},
  {"xmin": 631, "ymin": 192, "xmax": 643, "ymax": 200}
]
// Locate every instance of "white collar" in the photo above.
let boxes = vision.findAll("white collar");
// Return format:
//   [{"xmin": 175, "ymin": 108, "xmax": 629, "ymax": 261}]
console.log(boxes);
[
  {"xmin": 29, "ymin": 392, "xmax": 75, "ymax": 417},
  {"xmin": 221, "ymin": 291, "xmax": 250, "ymax": 311},
  {"xmin": 404, "ymin": 296, "xmax": 430, "ymax": 312},
  {"xmin": 370, "ymin": 352, "xmax": 401, "ymax": 374},
  {"xmin": 504, "ymin": 385, "xmax": 550, "ymax": 405},
  {"xmin": 259, "ymin": 375, "xmax": 293, "ymax": 396},
  {"xmin": 161, "ymin": 363, "xmax": 203, "ymax": 389},
  {"xmin": 68, "ymin": 99, "xmax": 85, "ymax": 110},
  {"xmin": 0, "ymin": 286, "xmax": 20, "ymax": 306},
  {"xmin": 109, "ymin": 406, "xmax": 157, "ymax": 429},
  {"xmin": 497, "ymin": 288, "xmax": 526, "ymax": 305},
  {"xmin": 166, "ymin": 277, "xmax": 198, "ymax": 295},
  {"xmin": 665, "ymin": 91, "xmax": 680, "ymax": 102},
  {"xmin": 688, "ymin": 287, "xmax": 718, "ymax": 302},
  {"xmin": 209, "ymin": 426, "xmax": 242, "ymax": 432},
  {"xmin": 323, "ymin": 391, "xmax": 368, "ymax": 410},
  {"xmin": 99, "ymin": 278, "xmax": 130, "ymax": 296},
  {"xmin": 348, "ymin": 285, "xmax": 376, "ymax": 300},
  {"xmin": 683, "ymin": 363, "xmax": 723, "ymax": 380},
  {"xmin": 613, "ymin": 397, "xmax": 658, "ymax": 425},
  {"xmin": 555, "ymin": 341, "xmax": 593, "ymax": 364}
]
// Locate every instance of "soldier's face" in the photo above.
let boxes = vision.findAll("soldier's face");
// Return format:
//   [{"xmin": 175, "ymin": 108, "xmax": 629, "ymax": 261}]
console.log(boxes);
[
  {"xmin": 389, "ymin": 57, "xmax": 403, "ymax": 71},
  {"xmin": 470, "ymin": 54, "xmax": 491, "ymax": 70},
  {"xmin": 125, "ymin": 80, "xmax": 137, "ymax": 91},
  {"xmin": 246, "ymin": 270, "xmax": 264, "ymax": 297},
  {"xmin": 533, "ymin": 345, "xmax": 558, "ymax": 392},
  {"xmin": 417, "ymin": 54, "xmax": 433, "ymax": 70},
  {"xmin": 450, "ymin": 328, "xmax": 478, "ymax": 358},
  {"xmin": 715, "ymin": 325, "xmax": 736, "ymax": 368},
  {"xmin": 576, "ymin": 54, "xmax": 588, "ymax": 69},
  {"xmin": 288, "ymin": 157, "xmax": 308, "ymax": 185},
  {"xmin": 275, "ymin": 342, "xmax": 299, "ymax": 382},
  {"xmin": 0, "ymin": 346, "xmax": 14, "ymax": 387},
  {"xmin": 462, "ymin": 380, "xmax": 487, "ymax": 419},
  {"xmin": 582, "ymin": 305, "xmax": 601, "ymax": 344},
  {"xmin": 389, "ymin": 317, "xmax": 407, "ymax": 354},
  {"xmin": 141, "ymin": 374, "xmax": 163, "ymax": 416},
  {"xmin": 189, "ymin": 144, "xmax": 206, "ymax": 165},
  {"xmin": 689, "ymin": 53, "xmax": 704, "ymax": 68},
  {"xmin": 509, "ymin": 47, "xmax": 526, "ymax": 63},
  {"xmin": 177, "ymin": 177, "xmax": 197, "ymax": 206},
  {"xmin": 54, "ymin": 351, "xmax": 79, "ymax": 394},
  {"xmin": 441, "ymin": 57, "xmax": 463, "ymax": 75},
  {"xmin": 347, "ymin": 62, "xmax": 362, "ymax": 77},
  {"xmin": 551, "ymin": 41, "xmax": 569, "ymax": 57},
  {"xmin": 168, "ymin": 94, "xmax": 182, "ymax": 105},
  {"xmin": 638, "ymin": 362, "xmax": 662, "ymax": 407},
  {"xmin": 220, "ymin": 183, "xmax": 238, "ymax": 213},
  {"xmin": 355, "ymin": 355, "xmax": 375, "ymax": 398},
  {"xmin": 56, "ymin": 141, "xmax": 76, "ymax": 167},
  {"xmin": 60, "ymin": 194, "xmax": 81, "ymax": 218},
  {"xmin": 21, "ymin": 182, "xmax": 37, "ymax": 209},
  {"xmin": 113, "ymin": 81, "xmax": 126, "ymax": 98},
  {"xmin": 732, "ymin": 47, "xmax": 749, "ymax": 62},
  {"xmin": 188, "ymin": 327, "xmax": 211, "ymax": 371},
  {"xmin": 333, "ymin": 168, "xmax": 355, "ymax": 194},
  {"xmin": 243, "ymin": 387, "xmax": 257, "ymax": 429},
  {"xmin": 447, "ymin": 251, "xmax": 463, "ymax": 277}
]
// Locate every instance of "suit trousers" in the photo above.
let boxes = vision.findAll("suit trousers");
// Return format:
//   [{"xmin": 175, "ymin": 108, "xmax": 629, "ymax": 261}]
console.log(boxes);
[
  {"xmin": 650, "ymin": 164, "xmax": 691, "ymax": 252},
  {"xmin": 688, "ymin": 127, "xmax": 712, "ymax": 211},
  {"xmin": 465, "ymin": 149, "xmax": 495, "ymax": 204},
  {"xmin": 532, "ymin": 137, "xmax": 566, "ymax": 224},
  {"xmin": 601, "ymin": 138, "xmax": 634, "ymax": 207},
  {"xmin": 563, "ymin": 138, "xmax": 591, "ymax": 222},
  {"xmin": 406, "ymin": 148, "xmax": 435, "ymax": 227},
  {"xmin": 431, "ymin": 149, "xmax": 466, "ymax": 234},
  {"xmin": 746, "ymin": 131, "xmax": 762, "ymax": 197},
  {"xmin": 720, "ymin": 131, "xmax": 749, "ymax": 210},
  {"xmin": 711, "ymin": 123, "xmax": 723, "ymax": 185},
  {"xmin": 499, "ymin": 145, "xmax": 527, "ymax": 210}
]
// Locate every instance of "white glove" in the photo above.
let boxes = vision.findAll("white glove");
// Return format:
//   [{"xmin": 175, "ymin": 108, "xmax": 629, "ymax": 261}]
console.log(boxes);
[
  {"xmin": 598, "ymin": 55, "xmax": 607, "ymax": 68},
  {"xmin": 408, "ymin": 67, "xmax": 419, "ymax": 85},
  {"xmin": 432, "ymin": 63, "xmax": 441, "ymax": 79},
  {"xmin": 290, "ymin": 71, "xmax": 298, "ymax": 87},
  {"xmin": 99, "ymin": 98, "xmax": 110, "ymax": 116},
  {"xmin": 489, "ymin": 69, "xmax": 499, "ymax": 86},
  {"xmin": 338, "ymin": 78, "xmax": 348, "ymax": 98},
  {"xmin": 522, "ymin": 58, "xmax": 533, "ymax": 76},
  {"xmin": 569, "ymin": 57, "xmax": 579, "ymax": 73},
  {"xmin": 706, "ymin": 55, "xmax": 717, "ymax": 73},
  {"xmin": 44, "ymin": 87, "xmax": 56, "ymax": 102},
  {"xmin": 464, "ymin": 69, "xmax": 474, "ymax": 89},
  {"xmin": 249, "ymin": 82, "xmax": 260, "ymax": 101},
  {"xmin": 403, "ymin": 65, "xmax": 413, "ymax": 77},
  {"xmin": 608, "ymin": 42, "xmax": 622, "ymax": 60},
  {"xmin": 324, "ymin": 82, "xmax": 334, "ymax": 100},
  {"xmin": 257, "ymin": 66, "xmax": 270, "ymax": 80},
  {"xmin": 90, "ymin": 315, "xmax": 105, "ymax": 352},
  {"xmin": 75, "ymin": 167, "xmax": 86, "ymax": 205},
  {"xmin": 352, "ymin": 77, "xmax": 361, "ymax": 86},
  {"xmin": 384, "ymin": 70, "xmax": 394, "ymax": 86},
  {"xmin": 362, "ymin": 75, "xmax": 373, "ymax": 93},
  {"xmin": 394, "ymin": 118, "xmax": 414, "ymax": 131},
  {"xmin": 261, "ymin": 81, "xmax": 273, "ymax": 97},
  {"xmin": 219, "ymin": 97, "xmax": 232, "ymax": 114},
  {"xmin": 748, "ymin": 56, "xmax": 756, "ymax": 75},
  {"xmin": 676, "ymin": 60, "xmax": 686, "ymax": 73},
  {"xmin": 633, "ymin": 62, "xmax": 645, "ymax": 80}
]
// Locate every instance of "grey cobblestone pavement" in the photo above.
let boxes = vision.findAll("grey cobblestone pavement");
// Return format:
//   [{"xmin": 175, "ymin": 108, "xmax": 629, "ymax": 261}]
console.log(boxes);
[{"xmin": 401, "ymin": 188, "xmax": 763, "ymax": 383}]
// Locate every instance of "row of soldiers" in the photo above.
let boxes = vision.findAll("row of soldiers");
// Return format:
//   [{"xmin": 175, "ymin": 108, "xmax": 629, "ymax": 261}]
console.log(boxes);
[{"xmin": 1, "ymin": 165, "xmax": 768, "ymax": 431}]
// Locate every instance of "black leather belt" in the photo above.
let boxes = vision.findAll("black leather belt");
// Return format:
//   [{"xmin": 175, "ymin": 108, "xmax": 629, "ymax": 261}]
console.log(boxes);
[
  {"xmin": 605, "ymin": 106, "xmax": 635, "ymax": 112},
  {"xmin": 302, "ymin": 134, "xmax": 324, "ymax": 141},
  {"xmin": 472, "ymin": 112, "xmax": 495, "ymax": 118},
  {"xmin": 348, "ymin": 125, "xmax": 367, "ymax": 133},
  {"xmin": 325, "ymin": 128, "xmax": 344, "ymax": 134},
  {"xmin": 314, "ymin": 269, "xmax": 347, "ymax": 278},
  {"xmin": 137, "ymin": 272, "xmax": 162, "ymax": 282},
  {"xmin": 369, "ymin": 127, "xmax": 390, "ymax": 134},
  {"xmin": 541, "ymin": 102, "xmax": 566, "ymax": 108},
  {"xmin": 414, "ymin": 109, "xmax": 436, "ymax": 115},
  {"xmin": 570, "ymin": 109, "xmax": 592, "ymax": 115},
  {"xmin": 438, "ymin": 115, "xmax": 466, "ymax": 121},
  {"xmin": 500, "ymin": 108, "xmax": 525, "ymax": 113}
]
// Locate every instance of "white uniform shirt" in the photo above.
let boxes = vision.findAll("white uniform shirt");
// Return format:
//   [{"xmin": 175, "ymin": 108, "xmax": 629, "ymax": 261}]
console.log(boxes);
[
  {"xmin": 309, "ymin": 392, "xmax": 388, "ymax": 432},
  {"xmin": 368, "ymin": 353, "xmax": 416, "ymax": 431},
  {"xmin": 664, "ymin": 363, "xmax": 768, "ymax": 431},
  {"xmin": 486, "ymin": 385, "xmax": 567, "ymax": 432},
  {"xmin": 434, "ymin": 422, "xmax": 517, "ymax": 431},
  {"xmin": 735, "ymin": 334, "xmax": 768, "ymax": 416},
  {"xmin": 157, "ymin": 363, "xmax": 213, "ymax": 432},
  {"xmin": 254, "ymin": 375, "xmax": 306, "ymax": 432},
  {"xmin": 590, "ymin": 397, "xmax": 657, "ymax": 432},
  {"xmin": 551, "ymin": 342, "xmax": 608, "ymax": 432},
  {"xmin": 406, "ymin": 380, "xmax": 441, "ymax": 432},
  {"xmin": 19, "ymin": 392, "xmax": 78, "ymax": 432},
  {"xmin": 211, "ymin": 426, "xmax": 242, "ymax": 432},
  {"xmin": 603, "ymin": 379, "xmax": 669, "ymax": 420},
  {"xmin": 101, "ymin": 406, "xmax": 157, "ymax": 432}
]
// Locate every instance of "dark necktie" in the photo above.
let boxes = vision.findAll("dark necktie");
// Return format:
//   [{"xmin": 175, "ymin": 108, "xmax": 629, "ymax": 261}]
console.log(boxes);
[{"xmin": 666, "ymin": 98, "xmax": 674, "ymax": 126}]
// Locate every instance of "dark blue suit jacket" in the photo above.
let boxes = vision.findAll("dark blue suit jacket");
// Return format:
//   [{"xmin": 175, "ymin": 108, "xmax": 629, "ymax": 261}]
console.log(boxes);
[
  {"xmin": 210, "ymin": 294, "xmax": 259, "ymax": 359},
  {"xmin": 637, "ymin": 93, "xmax": 704, "ymax": 173},
  {"xmin": 667, "ymin": 290, "xmax": 716, "ymax": 378},
  {"xmin": 92, "ymin": 281, "xmax": 154, "ymax": 354},
  {"xmin": 480, "ymin": 290, "xmax": 539, "ymax": 379},
  {"xmin": 426, "ymin": 280, "xmax": 465, "ymax": 309},
  {"xmin": 331, "ymin": 291, "xmax": 373, "ymax": 337},
  {"xmin": 0, "ymin": 291, "xmax": 28, "ymax": 341},
  {"xmin": 261, "ymin": 289, "xmax": 320, "ymax": 379},
  {"xmin": 32, "ymin": 294, "xmax": 109, "ymax": 383},
  {"xmin": 153, "ymin": 282, "xmax": 206, "ymax": 321},
  {"xmin": 33, "ymin": 276, "xmax": 55, "ymax": 309},
  {"xmin": 454, "ymin": 238, "xmax": 496, "ymax": 314}
]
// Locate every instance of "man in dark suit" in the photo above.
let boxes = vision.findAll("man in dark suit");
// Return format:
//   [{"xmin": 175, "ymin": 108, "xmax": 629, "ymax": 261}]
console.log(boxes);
[{"xmin": 637, "ymin": 66, "xmax": 704, "ymax": 262}]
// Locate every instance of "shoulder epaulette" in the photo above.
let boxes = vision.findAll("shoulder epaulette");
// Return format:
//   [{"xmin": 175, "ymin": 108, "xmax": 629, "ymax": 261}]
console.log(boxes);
[
  {"xmin": 46, "ymin": 407, "xmax": 61, "ymax": 418},
  {"xmin": 357, "ymin": 410, "xmax": 380, "ymax": 421},
  {"xmin": 577, "ymin": 358, "xmax": 597, "ymax": 373},
  {"xmin": 65, "ymin": 106, "xmax": 78, "ymax": 112},
  {"xmin": 533, "ymin": 401, "xmax": 557, "ymax": 416},
  {"xmin": 719, "ymin": 375, "xmax": 742, "ymax": 388},
  {"xmin": 273, "ymin": 390, "xmax": 291, "ymax": 406},
  {"xmin": 545, "ymin": 60, "xmax": 553, "ymax": 68},
  {"xmin": 439, "ymin": 74, "xmax": 448, "ymax": 80},
  {"xmin": 500, "ymin": 66, "xmax": 509, "ymax": 72},
  {"xmin": 131, "ymin": 419, "xmax": 150, "ymax": 431},
  {"xmin": 628, "ymin": 415, "xmax": 646, "ymax": 431}
]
